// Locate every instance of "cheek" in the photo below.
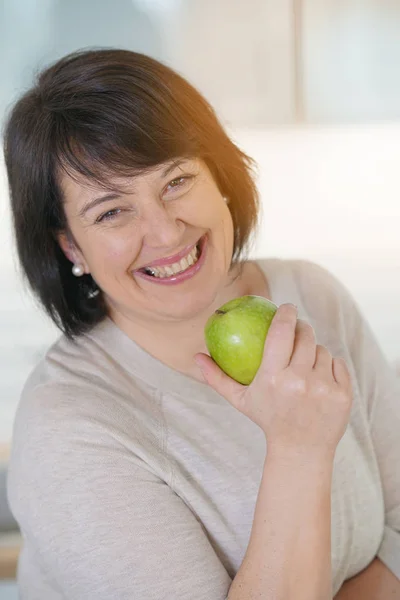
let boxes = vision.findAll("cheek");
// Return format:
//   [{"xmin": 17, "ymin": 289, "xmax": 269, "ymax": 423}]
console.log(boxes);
[
  {"xmin": 85, "ymin": 231, "xmax": 140, "ymax": 269},
  {"xmin": 202, "ymin": 198, "xmax": 234, "ymax": 246},
  {"xmin": 193, "ymin": 190, "xmax": 229, "ymax": 226},
  {"xmin": 223, "ymin": 212, "xmax": 235, "ymax": 249}
]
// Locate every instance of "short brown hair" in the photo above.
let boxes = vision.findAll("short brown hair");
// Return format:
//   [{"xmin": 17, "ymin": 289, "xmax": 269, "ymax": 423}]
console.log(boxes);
[{"xmin": 3, "ymin": 48, "xmax": 261, "ymax": 339}]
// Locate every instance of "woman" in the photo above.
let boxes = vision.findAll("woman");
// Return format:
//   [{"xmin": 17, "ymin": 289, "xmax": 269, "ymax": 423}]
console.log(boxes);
[{"xmin": 3, "ymin": 48, "xmax": 400, "ymax": 599}]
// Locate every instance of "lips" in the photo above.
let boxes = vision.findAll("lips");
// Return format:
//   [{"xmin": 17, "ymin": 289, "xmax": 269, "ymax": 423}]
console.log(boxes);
[
  {"xmin": 134, "ymin": 233, "xmax": 208, "ymax": 285},
  {"xmin": 136, "ymin": 236, "xmax": 204, "ymax": 272}
]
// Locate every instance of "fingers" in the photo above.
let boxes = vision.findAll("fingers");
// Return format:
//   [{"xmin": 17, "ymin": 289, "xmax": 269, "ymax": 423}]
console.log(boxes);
[
  {"xmin": 259, "ymin": 304, "xmax": 298, "ymax": 374},
  {"xmin": 332, "ymin": 357, "xmax": 352, "ymax": 392},
  {"xmin": 289, "ymin": 320, "xmax": 317, "ymax": 371},
  {"xmin": 258, "ymin": 303, "xmax": 352, "ymax": 391},
  {"xmin": 313, "ymin": 344, "xmax": 333, "ymax": 371},
  {"xmin": 194, "ymin": 353, "xmax": 246, "ymax": 410}
]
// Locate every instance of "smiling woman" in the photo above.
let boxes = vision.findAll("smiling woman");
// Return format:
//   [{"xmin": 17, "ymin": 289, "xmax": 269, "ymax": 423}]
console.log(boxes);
[
  {"xmin": 3, "ymin": 48, "xmax": 260, "ymax": 340},
  {"xmin": 3, "ymin": 48, "xmax": 400, "ymax": 600}
]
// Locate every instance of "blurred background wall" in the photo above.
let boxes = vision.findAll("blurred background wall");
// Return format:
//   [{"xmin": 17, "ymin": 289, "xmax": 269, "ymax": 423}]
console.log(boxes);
[{"xmin": 1, "ymin": 0, "xmax": 400, "ymax": 448}]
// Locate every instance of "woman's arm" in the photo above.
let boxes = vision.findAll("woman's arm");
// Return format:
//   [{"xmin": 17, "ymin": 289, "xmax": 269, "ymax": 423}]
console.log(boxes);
[
  {"xmin": 228, "ymin": 449, "xmax": 335, "ymax": 600},
  {"xmin": 334, "ymin": 558, "xmax": 400, "ymax": 599},
  {"xmin": 7, "ymin": 385, "xmax": 234, "ymax": 600}
]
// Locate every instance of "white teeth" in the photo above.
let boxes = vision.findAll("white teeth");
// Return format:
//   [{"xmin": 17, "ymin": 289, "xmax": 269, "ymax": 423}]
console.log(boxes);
[
  {"xmin": 143, "ymin": 243, "xmax": 200, "ymax": 278},
  {"xmin": 180, "ymin": 257, "xmax": 189, "ymax": 271}
]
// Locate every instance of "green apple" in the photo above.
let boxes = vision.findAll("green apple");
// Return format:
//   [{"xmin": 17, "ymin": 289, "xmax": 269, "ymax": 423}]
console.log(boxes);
[{"xmin": 204, "ymin": 295, "xmax": 278, "ymax": 385}]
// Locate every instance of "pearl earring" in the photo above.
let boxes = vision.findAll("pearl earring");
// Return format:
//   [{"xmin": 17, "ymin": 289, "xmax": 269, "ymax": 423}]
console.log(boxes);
[
  {"xmin": 224, "ymin": 197, "xmax": 229, "ymax": 204},
  {"xmin": 72, "ymin": 263, "xmax": 84, "ymax": 277}
]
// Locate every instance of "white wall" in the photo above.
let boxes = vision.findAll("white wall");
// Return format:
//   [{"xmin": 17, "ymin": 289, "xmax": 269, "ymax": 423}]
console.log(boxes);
[
  {"xmin": 231, "ymin": 123, "xmax": 400, "ymax": 367},
  {"xmin": 1, "ymin": 123, "xmax": 400, "ymax": 443}
]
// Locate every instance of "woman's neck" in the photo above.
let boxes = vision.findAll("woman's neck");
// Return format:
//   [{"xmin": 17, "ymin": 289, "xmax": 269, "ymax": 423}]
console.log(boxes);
[{"xmin": 110, "ymin": 260, "xmax": 269, "ymax": 382}]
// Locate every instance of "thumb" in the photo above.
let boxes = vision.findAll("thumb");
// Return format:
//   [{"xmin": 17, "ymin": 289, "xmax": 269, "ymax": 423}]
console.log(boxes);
[{"xmin": 194, "ymin": 353, "xmax": 246, "ymax": 410}]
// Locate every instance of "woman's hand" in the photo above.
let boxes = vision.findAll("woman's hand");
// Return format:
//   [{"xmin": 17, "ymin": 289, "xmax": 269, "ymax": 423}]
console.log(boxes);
[{"xmin": 195, "ymin": 303, "xmax": 353, "ymax": 457}]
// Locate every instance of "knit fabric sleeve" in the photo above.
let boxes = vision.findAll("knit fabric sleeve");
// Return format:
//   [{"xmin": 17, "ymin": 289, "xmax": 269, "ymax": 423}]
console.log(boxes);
[{"xmin": 7, "ymin": 382, "xmax": 232, "ymax": 600}]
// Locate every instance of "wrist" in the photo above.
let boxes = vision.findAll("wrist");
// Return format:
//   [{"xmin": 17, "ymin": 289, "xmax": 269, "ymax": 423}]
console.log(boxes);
[{"xmin": 266, "ymin": 443, "xmax": 336, "ymax": 473}]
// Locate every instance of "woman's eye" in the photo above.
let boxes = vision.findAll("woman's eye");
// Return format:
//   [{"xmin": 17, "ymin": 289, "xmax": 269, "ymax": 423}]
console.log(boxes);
[
  {"xmin": 96, "ymin": 208, "xmax": 121, "ymax": 223},
  {"xmin": 165, "ymin": 175, "xmax": 193, "ymax": 193}
]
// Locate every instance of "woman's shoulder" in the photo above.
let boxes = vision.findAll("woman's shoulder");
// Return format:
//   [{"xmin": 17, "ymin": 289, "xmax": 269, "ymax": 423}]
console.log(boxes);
[
  {"xmin": 23, "ymin": 316, "xmax": 148, "ymax": 393},
  {"xmin": 254, "ymin": 256, "xmax": 359, "ymax": 346},
  {"xmin": 13, "ymin": 322, "xmax": 162, "ymax": 452},
  {"xmin": 255, "ymin": 256, "xmax": 351, "ymax": 309},
  {"xmin": 8, "ymin": 325, "xmax": 167, "ymax": 495},
  {"xmin": 20, "ymin": 324, "xmax": 120, "ymax": 400}
]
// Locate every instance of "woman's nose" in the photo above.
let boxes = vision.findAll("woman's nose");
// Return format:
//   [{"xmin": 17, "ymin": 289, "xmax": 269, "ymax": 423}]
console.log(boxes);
[{"xmin": 141, "ymin": 202, "xmax": 185, "ymax": 248}]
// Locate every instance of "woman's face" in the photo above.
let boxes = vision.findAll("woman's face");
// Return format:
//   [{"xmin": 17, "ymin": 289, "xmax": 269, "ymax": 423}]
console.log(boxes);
[{"xmin": 58, "ymin": 157, "xmax": 235, "ymax": 327}]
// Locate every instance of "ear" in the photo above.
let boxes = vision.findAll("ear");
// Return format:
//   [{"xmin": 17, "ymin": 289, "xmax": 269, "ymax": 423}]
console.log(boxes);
[{"xmin": 57, "ymin": 231, "xmax": 89, "ymax": 273}]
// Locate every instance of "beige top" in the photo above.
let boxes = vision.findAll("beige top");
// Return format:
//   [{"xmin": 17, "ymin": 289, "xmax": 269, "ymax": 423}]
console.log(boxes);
[{"xmin": 7, "ymin": 258, "xmax": 400, "ymax": 599}]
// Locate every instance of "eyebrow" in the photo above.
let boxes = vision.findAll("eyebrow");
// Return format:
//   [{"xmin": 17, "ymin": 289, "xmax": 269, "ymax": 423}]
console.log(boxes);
[{"xmin": 77, "ymin": 159, "xmax": 188, "ymax": 219}]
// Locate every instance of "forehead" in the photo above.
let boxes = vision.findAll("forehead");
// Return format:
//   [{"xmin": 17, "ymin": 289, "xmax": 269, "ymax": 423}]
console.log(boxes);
[{"xmin": 59, "ymin": 157, "xmax": 201, "ymax": 202}]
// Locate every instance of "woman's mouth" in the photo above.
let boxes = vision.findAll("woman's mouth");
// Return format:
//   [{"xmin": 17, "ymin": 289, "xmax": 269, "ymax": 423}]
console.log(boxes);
[{"xmin": 134, "ymin": 234, "xmax": 208, "ymax": 286}]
